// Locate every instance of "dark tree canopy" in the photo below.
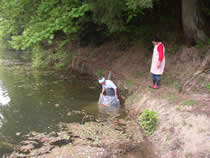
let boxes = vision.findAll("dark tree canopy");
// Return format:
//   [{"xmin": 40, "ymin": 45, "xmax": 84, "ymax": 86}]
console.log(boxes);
[{"xmin": 0, "ymin": 0, "xmax": 209, "ymax": 69}]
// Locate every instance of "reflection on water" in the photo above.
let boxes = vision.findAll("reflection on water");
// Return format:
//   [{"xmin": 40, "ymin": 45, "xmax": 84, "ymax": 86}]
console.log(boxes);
[
  {"xmin": 0, "ymin": 81, "xmax": 10, "ymax": 106},
  {"xmin": 0, "ymin": 113, "xmax": 3, "ymax": 128}
]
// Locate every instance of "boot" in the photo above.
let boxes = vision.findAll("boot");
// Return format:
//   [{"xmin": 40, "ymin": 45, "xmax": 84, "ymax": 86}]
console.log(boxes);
[
  {"xmin": 156, "ymin": 80, "xmax": 160, "ymax": 88},
  {"xmin": 152, "ymin": 79, "xmax": 156, "ymax": 88},
  {"xmin": 154, "ymin": 83, "xmax": 158, "ymax": 89}
]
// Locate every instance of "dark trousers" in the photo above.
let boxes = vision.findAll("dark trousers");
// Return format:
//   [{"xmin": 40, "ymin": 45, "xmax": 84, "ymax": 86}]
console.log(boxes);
[
  {"xmin": 152, "ymin": 74, "xmax": 161, "ymax": 86},
  {"xmin": 105, "ymin": 88, "xmax": 119, "ymax": 97}
]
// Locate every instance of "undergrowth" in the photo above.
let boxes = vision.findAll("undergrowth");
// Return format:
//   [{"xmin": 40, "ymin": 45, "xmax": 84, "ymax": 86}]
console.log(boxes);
[{"xmin": 137, "ymin": 109, "xmax": 158, "ymax": 136}]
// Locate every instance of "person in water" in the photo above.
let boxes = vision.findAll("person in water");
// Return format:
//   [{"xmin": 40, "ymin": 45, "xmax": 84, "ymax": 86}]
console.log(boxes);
[
  {"xmin": 98, "ymin": 77, "xmax": 119, "ymax": 99},
  {"xmin": 150, "ymin": 35, "xmax": 166, "ymax": 89}
]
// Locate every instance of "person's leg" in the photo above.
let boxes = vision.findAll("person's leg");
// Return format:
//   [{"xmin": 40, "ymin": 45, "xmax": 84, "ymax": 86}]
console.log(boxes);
[
  {"xmin": 117, "ymin": 88, "xmax": 120, "ymax": 98},
  {"xmin": 152, "ymin": 74, "xmax": 156, "ymax": 87},
  {"xmin": 156, "ymin": 75, "xmax": 161, "ymax": 88}
]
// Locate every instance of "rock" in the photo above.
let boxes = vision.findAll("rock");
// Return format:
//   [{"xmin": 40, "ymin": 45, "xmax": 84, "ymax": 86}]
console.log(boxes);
[
  {"xmin": 16, "ymin": 132, "xmax": 21, "ymax": 136},
  {"xmin": 67, "ymin": 112, "xmax": 72, "ymax": 116},
  {"xmin": 20, "ymin": 144, "xmax": 34, "ymax": 153}
]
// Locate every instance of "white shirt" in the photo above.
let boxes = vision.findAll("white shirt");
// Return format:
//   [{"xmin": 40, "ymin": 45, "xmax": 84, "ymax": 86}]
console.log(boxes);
[
  {"xmin": 102, "ymin": 80, "xmax": 117, "ymax": 89},
  {"xmin": 150, "ymin": 43, "xmax": 165, "ymax": 75}
]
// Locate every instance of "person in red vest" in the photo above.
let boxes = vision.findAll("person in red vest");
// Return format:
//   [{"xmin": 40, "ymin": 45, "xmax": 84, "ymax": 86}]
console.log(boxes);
[{"xmin": 150, "ymin": 35, "xmax": 166, "ymax": 89}]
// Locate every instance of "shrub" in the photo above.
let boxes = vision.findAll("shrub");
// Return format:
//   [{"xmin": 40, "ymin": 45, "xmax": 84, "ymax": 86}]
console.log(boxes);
[{"xmin": 137, "ymin": 109, "xmax": 158, "ymax": 136}]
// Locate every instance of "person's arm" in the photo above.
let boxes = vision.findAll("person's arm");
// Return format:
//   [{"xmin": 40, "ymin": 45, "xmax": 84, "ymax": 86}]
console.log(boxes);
[
  {"xmin": 114, "ymin": 88, "xmax": 118, "ymax": 99},
  {"xmin": 101, "ymin": 87, "xmax": 105, "ymax": 95},
  {"xmin": 157, "ymin": 44, "xmax": 164, "ymax": 68}
]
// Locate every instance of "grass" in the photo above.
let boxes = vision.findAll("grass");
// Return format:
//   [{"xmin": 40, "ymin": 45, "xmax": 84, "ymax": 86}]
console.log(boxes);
[
  {"xmin": 172, "ymin": 81, "xmax": 180, "ymax": 89},
  {"xmin": 199, "ymin": 77, "xmax": 205, "ymax": 84},
  {"xmin": 125, "ymin": 80, "xmax": 134, "ymax": 87},
  {"xmin": 182, "ymin": 100, "xmax": 196, "ymax": 106},
  {"xmin": 182, "ymin": 120, "xmax": 187, "ymax": 126},
  {"xmin": 206, "ymin": 83, "xmax": 210, "ymax": 91},
  {"xmin": 136, "ymin": 71, "xmax": 145, "ymax": 78},
  {"xmin": 161, "ymin": 92, "xmax": 179, "ymax": 102},
  {"xmin": 164, "ymin": 134, "xmax": 169, "ymax": 141},
  {"xmin": 185, "ymin": 152, "xmax": 193, "ymax": 158},
  {"xmin": 161, "ymin": 75, "xmax": 173, "ymax": 85},
  {"xmin": 168, "ymin": 94, "xmax": 179, "ymax": 102},
  {"xmin": 176, "ymin": 106, "xmax": 181, "ymax": 111},
  {"xmin": 126, "ymin": 95, "xmax": 136, "ymax": 104}
]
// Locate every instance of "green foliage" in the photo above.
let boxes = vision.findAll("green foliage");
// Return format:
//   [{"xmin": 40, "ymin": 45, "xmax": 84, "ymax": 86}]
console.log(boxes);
[
  {"xmin": 92, "ymin": 0, "xmax": 154, "ymax": 33},
  {"xmin": 137, "ymin": 109, "xmax": 158, "ymax": 136},
  {"xmin": 195, "ymin": 40, "xmax": 205, "ymax": 49},
  {"xmin": 0, "ymin": 0, "xmax": 161, "ymax": 51},
  {"xmin": 9, "ymin": 2, "xmax": 91, "ymax": 50},
  {"xmin": 92, "ymin": 0, "xmax": 126, "ymax": 33},
  {"xmin": 125, "ymin": 0, "xmax": 153, "ymax": 24},
  {"xmin": 97, "ymin": 68, "xmax": 106, "ymax": 78},
  {"xmin": 126, "ymin": 0, "xmax": 153, "ymax": 10}
]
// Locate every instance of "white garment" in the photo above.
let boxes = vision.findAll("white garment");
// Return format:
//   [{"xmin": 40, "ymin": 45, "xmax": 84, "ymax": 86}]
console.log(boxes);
[
  {"xmin": 150, "ymin": 43, "xmax": 165, "ymax": 75},
  {"xmin": 102, "ymin": 80, "xmax": 117, "ymax": 89}
]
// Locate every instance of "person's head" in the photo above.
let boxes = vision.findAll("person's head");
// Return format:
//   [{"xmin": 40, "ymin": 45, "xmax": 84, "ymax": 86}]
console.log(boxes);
[
  {"xmin": 98, "ymin": 77, "xmax": 106, "ymax": 85},
  {"xmin": 152, "ymin": 35, "xmax": 161, "ymax": 45}
]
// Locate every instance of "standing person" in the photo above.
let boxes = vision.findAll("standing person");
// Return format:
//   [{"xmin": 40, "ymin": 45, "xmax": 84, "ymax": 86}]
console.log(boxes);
[
  {"xmin": 150, "ymin": 35, "xmax": 165, "ymax": 89},
  {"xmin": 98, "ymin": 77, "xmax": 119, "ymax": 99}
]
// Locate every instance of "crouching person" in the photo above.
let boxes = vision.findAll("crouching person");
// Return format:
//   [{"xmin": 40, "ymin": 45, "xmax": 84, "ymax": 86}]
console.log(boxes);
[
  {"xmin": 98, "ymin": 77, "xmax": 120, "ymax": 108},
  {"xmin": 98, "ymin": 77, "xmax": 119, "ymax": 99}
]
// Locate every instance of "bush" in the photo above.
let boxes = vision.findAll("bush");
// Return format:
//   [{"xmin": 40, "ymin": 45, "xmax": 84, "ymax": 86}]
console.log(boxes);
[{"xmin": 137, "ymin": 109, "xmax": 158, "ymax": 136}]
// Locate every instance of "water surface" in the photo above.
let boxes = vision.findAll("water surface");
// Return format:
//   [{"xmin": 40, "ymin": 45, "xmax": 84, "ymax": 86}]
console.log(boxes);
[{"xmin": 0, "ymin": 64, "xmax": 99, "ymax": 156}]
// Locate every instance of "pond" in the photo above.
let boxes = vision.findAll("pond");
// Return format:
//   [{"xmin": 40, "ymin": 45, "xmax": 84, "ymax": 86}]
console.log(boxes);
[{"xmin": 0, "ymin": 63, "xmax": 101, "ymax": 156}]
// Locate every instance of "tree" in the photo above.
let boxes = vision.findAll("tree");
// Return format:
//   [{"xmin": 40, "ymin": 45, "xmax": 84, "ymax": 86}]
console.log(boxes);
[{"xmin": 182, "ymin": 0, "xmax": 207, "ymax": 45}]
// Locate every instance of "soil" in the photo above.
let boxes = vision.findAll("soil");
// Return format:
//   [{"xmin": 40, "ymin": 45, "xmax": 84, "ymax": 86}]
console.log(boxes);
[
  {"xmin": 10, "ymin": 42, "xmax": 210, "ymax": 157},
  {"xmin": 11, "ymin": 119, "xmax": 155, "ymax": 158}
]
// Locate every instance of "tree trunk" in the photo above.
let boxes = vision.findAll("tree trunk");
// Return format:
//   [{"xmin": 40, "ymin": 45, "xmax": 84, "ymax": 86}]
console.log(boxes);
[{"xmin": 182, "ymin": 0, "xmax": 207, "ymax": 45}]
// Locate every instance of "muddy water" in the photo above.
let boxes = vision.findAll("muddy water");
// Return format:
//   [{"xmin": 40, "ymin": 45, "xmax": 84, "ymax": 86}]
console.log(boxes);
[{"xmin": 0, "ymin": 64, "xmax": 101, "ymax": 156}]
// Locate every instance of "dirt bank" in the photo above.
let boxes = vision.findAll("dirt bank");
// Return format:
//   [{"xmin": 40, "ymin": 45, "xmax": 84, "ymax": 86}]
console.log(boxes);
[
  {"xmin": 69, "ymin": 43, "xmax": 210, "ymax": 158},
  {"xmin": 11, "ymin": 118, "xmax": 155, "ymax": 158}
]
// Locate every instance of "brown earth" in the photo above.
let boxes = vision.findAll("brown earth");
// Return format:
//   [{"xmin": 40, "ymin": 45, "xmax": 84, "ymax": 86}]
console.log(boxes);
[{"xmin": 11, "ymin": 119, "xmax": 155, "ymax": 158}]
